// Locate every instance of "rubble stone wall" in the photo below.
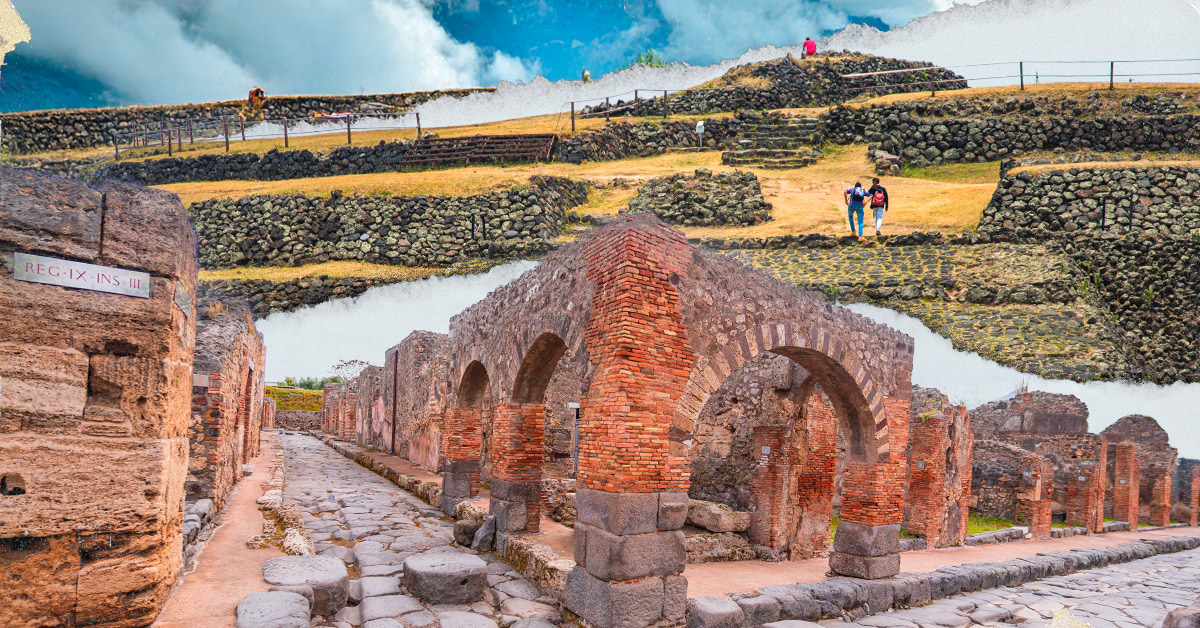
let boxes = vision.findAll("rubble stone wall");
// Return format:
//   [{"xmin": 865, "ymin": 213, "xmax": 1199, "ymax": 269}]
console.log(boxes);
[
  {"xmin": 275, "ymin": 410, "xmax": 321, "ymax": 431},
  {"xmin": 0, "ymin": 167, "xmax": 198, "ymax": 628},
  {"xmin": 905, "ymin": 387, "xmax": 972, "ymax": 547},
  {"xmin": 190, "ymin": 176, "xmax": 588, "ymax": 269},
  {"xmin": 187, "ymin": 297, "xmax": 266, "ymax": 508}
]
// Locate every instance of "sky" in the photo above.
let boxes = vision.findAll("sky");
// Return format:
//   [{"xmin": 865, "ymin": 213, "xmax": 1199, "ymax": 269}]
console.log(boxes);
[{"xmin": 0, "ymin": 0, "xmax": 979, "ymax": 112}]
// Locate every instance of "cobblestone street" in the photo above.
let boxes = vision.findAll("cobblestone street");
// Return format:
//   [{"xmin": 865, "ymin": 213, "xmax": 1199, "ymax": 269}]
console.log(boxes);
[
  {"xmin": 282, "ymin": 433, "xmax": 560, "ymax": 628},
  {"xmin": 830, "ymin": 549, "xmax": 1200, "ymax": 628}
]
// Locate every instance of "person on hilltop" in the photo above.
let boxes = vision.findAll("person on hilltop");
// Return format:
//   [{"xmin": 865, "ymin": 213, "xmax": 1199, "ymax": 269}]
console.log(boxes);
[
  {"xmin": 803, "ymin": 37, "xmax": 817, "ymax": 58},
  {"xmin": 867, "ymin": 177, "xmax": 890, "ymax": 236},
  {"xmin": 844, "ymin": 181, "xmax": 868, "ymax": 240},
  {"xmin": 581, "ymin": 68, "xmax": 591, "ymax": 83}
]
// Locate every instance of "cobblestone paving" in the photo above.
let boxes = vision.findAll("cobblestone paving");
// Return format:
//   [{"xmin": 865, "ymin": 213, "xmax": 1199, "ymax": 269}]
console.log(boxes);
[
  {"xmin": 724, "ymin": 245, "xmax": 1130, "ymax": 381},
  {"xmin": 282, "ymin": 433, "xmax": 561, "ymax": 628},
  {"xmin": 829, "ymin": 549, "xmax": 1200, "ymax": 628}
]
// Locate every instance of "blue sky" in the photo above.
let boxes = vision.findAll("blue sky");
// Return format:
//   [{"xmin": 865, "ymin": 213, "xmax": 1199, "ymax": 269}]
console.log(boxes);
[{"xmin": 0, "ymin": 0, "xmax": 939, "ymax": 112}]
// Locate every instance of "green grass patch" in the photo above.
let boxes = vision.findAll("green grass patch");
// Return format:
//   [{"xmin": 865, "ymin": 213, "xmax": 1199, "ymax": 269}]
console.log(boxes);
[
  {"xmin": 902, "ymin": 160, "xmax": 1002, "ymax": 185},
  {"xmin": 266, "ymin": 386, "xmax": 323, "ymax": 411},
  {"xmin": 967, "ymin": 512, "xmax": 1015, "ymax": 535},
  {"xmin": 829, "ymin": 515, "xmax": 840, "ymax": 545}
]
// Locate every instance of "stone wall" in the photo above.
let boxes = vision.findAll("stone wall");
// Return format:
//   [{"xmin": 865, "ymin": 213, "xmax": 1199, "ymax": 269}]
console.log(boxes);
[
  {"xmin": 1060, "ymin": 234, "xmax": 1199, "ymax": 383},
  {"xmin": 187, "ymin": 297, "xmax": 266, "ymax": 508},
  {"xmin": 624, "ymin": 169, "xmax": 772, "ymax": 226},
  {"xmin": 0, "ymin": 88, "xmax": 490, "ymax": 154},
  {"xmin": 378, "ymin": 332, "xmax": 448, "ymax": 468},
  {"xmin": 971, "ymin": 439, "xmax": 1048, "ymax": 526},
  {"xmin": 0, "ymin": 167, "xmax": 198, "ymax": 627},
  {"xmin": 969, "ymin": 391, "xmax": 1089, "ymax": 437},
  {"xmin": 585, "ymin": 54, "xmax": 965, "ymax": 117},
  {"xmin": 191, "ymin": 176, "xmax": 587, "ymax": 269},
  {"xmin": 276, "ymin": 410, "xmax": 321, "ymax": 431},
  {"xmin": 980, "ymin": 167, "xmax": 1200, "ymax": 240},
  {"xmin": 556, "ymin": 118, "xmax": 742, "ymax": 163},
  {"xmin": 103, "ymin": 141, "xmax": 412, "ymax": 185},
  {"xmin": 824, "ymin": 103, "xmax": 1200, "ymax": 168}
]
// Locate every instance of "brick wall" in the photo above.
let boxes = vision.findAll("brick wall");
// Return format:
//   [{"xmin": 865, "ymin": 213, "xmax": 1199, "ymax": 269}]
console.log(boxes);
[
  {"xmin": 187, "ymin": 297, "xmax": 266, "ymax": 509},
  {"xmin": 1110, "ymin": 442, "xmax": 1140, "ymax": 525},
  {"xmin": 1101, "ymin": 415, "xmax": 1178, "ymax": 523}
]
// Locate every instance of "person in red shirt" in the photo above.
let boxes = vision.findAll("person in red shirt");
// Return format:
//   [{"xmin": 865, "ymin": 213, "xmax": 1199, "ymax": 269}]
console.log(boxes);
[{"xmin": 803, "ymin": 38, "xmax": 817, "ymax": 58}]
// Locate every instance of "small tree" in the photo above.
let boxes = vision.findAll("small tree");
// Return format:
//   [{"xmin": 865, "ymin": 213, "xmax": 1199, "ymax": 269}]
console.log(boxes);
[{"xmin": 621, "ymin": 49, "xmax": 667, "ymax": 70}]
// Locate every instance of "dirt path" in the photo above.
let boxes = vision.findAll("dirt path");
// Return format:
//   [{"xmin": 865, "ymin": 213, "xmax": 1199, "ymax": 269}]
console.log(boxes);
[{"xmin": 153, "ymin": 434, "xmax": 284, "ymax": 628}]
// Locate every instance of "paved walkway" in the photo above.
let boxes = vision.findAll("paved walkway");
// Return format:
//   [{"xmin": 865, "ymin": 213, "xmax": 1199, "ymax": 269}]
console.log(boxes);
[
  {"xmin": 284, "ymin": 433, "xmax": 559, "ymax": 627},
  {"xmin": 831, "ymin": 548, "xmax": 1200, "ymax": 628},
  {"xmin": 685, "ymin": 526, "xmax": 1200, "ymax": 597},
  {"xmin": 154, "ymin": 435, "xmax": 284, "ymax": 628}
]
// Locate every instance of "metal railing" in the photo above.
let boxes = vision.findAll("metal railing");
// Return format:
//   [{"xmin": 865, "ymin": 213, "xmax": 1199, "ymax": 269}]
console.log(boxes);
[{"xmin": 111, "ymin": 111, "xmax": 422, "ymax": 159}]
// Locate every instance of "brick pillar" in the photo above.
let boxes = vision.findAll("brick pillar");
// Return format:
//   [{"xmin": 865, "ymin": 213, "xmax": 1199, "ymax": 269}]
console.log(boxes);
[
  {"xmin": 441, "ymin": 408, "xmax": 483, "ymax": 515},
  {"xmin": 1065, "ymin": 462, "xmax": 1103, "ymax": 532},
  {"xmin": 1190, "ymin": 467, "xmax": 1199, "ymax": 527},
  {"xmin": 829, "ymin": 395, "xmax": 907, "ymax": 579},
  {"xmin": 749, "ymin": 425, "xmax": 791, "ymax": 550},
  {"xmin": 342, "ymin": 392, "xmax": 357, "ymax": 441},
  {"xmin": 1017, "ymin": 458, "xmax": 1052, "ymax": 538},
  {"xmin": 1150, "ymin": 465, "xmax": 1172, "ymax": 527},
  {"xmin": 489, "ymin": 402, "xmax": 544, "ymax": 533},
  {"xmin": 786, "ymin": 393, "xmax": 837, "ymax": 558},
  {"xmin": 564, "ymin": 222, "xmax": 693, "ymax": 628},
  {"xmin": 1112, "ymin": 442, "xmax": 1139, "ymax": 527},
  {"xmin": 906, "ymin": 413, "xmax": 949, "ymax": 547}
]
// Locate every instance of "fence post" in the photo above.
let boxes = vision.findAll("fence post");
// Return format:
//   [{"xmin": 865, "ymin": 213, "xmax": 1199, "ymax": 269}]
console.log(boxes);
[
  {"xmin": 167, "ymin": 129, "xmax": 173, "ymax": 157},
  {"xmin": 240, "ymin": 117, "xmax": 246, "ymax": 141},
  {"xmin": 113, "ymin": 134, "xmax": 120, "ymax": 160},
  {"xmin": 223, "ymin": 116, "xmax": 230, "ymax": 152},
  {"xmin": 571, "ymin": 102, "xmax": 576, "ymax": 132},
  {"xmin": 605, "ymin": 97, "xmax": 610, "ymax": 122},
  {"xmin": 346, "ymin": 114, "xmax": 352, "ymax": 145},
  {"xmin": 178, "ymin": 126, "xmax": 182, "ymax": 152},
  {"xmin": 188, "ymin": 119, "xmax": 194, "ymax": 144},
  {"xmin": 416, "ymin": 112, "xmax": 421, "ymax": 140},
  {"xmin": 634, "ymin": 90, "xmax": 639, "ymax": 116},
  {"xmin": 159, "ymin": 121, "xmax": 165, "ymax": 146},
  {"xmin": 1110, "ymin": 61, "xmax": 1115, "ymax": 90},
  {"xmin": 663, "ymin": 90, "xmax": 669, "ymax": 118},
  {"xmin": 1020, "ymin": 62, "xmax": 1024, "ymax": 91},
  {"xmin": 282, "ymin": 119, "xmax": 289, "ymax": 148}
]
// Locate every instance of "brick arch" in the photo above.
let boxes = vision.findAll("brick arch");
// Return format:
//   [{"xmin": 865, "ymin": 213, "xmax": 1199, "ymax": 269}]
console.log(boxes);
[
  {"xmin": 456, "ymin": 360, "xmax": 490, "ymax": 409},
  {"xmin": 511, "ymin": 332, "xmax": 569, "ymax": 404}
]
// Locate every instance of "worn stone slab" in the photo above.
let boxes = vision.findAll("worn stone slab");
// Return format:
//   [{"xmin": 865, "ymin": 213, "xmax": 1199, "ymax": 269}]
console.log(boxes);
[
  {"xmin": 404, "ymin": 551, "xmax": 488, "ymax": 604},
  {"xmin": 360, "ymin": 594, "xmax": 423, "ymax": 622},
  {"xmin": 688, "ymin": 596, "xmax": 745, "ymax": 628},
  {"xmin": 262, "ymin": 555, "xmax": 349, "ymax": 616},
  {"xmin": 436, "ymin": 611, "xmax": 499, "ymax": 628},
  {"xmin": 235, "ymin": 591, "xmax": 311, "ymax": 628}
]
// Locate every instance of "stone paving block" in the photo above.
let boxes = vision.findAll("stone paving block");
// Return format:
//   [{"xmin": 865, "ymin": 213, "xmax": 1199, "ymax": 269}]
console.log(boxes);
[
  {"xmin": 500, "ymin": 598, "xmax": 558, "ymax": 622},
  {"xmin": 362, "ymin": 619, "xmax": 405, "ymax": 628},
  {"xmin": 436, "ymin": 611, "xmax": 499, "ymax": 628},
  {"xmin": 360, "ymin": 594, "xmax": 423, "ymax": 622},
  {"xmin": 495, "ymin": 579, "xmax": 540, "ymax": 600},
  {"xmin": 688, "ymin": 596, "xmax": 745, "ymax": 628},
  {"xmin": 510, "ymin": 620, "xmax": 557, "ymax": 628},
  {"xmin": 235, "ymin": 591, "xmax": 311, "ymax": 628},
  {"xmin": 262, "ymin": 555, "xmax": 350, "ymax": 616},
  {"xmin": 761, "ymin": 621, "xmax": 825, "ymax": 628},
  {"xmin": 359, "ymin": 576, "xmax": 402, "ymax": 598},
  {"xmin": 404, "ymin": 551, "xmax": 488, "ymax": 604}
]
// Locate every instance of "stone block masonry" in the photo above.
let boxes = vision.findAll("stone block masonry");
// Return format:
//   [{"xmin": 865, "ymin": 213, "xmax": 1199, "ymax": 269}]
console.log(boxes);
[
  {"xmin": 187, "ymin": 297, "xmax": 267, "ymax": 509},
  {"xmin": 0, "ymin": 166, "xmax": 198, "ymax": 628}
]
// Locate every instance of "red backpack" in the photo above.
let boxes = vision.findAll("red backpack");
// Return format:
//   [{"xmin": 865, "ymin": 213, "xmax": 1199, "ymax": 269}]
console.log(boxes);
[{"xmin": 872, "ymin": 190, "xmax": 886, "ymax": 207}]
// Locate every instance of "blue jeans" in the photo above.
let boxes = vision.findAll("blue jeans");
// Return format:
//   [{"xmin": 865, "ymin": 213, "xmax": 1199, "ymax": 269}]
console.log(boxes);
[{"xmin": 847, "ymin": 204, "xmax": 864, "ymax": 236}]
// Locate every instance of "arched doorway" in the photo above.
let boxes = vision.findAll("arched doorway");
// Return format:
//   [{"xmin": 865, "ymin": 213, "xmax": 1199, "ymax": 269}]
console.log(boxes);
[{"xmin": 441, "ymin": 360, "xmax": 490, "ymax": 515}]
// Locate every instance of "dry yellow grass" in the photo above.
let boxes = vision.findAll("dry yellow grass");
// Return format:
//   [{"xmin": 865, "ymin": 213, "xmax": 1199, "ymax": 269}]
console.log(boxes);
[
  {"xmin": 167, "ymin": 144, "xmax": 996, "ymax": 236},
  {"xmin": 854, "ymin": 82, "xmax": 1200, "ymax": 107},
  {"xmin": 199, "ymin": 261, "xmax": 446, "ymax": 282}
]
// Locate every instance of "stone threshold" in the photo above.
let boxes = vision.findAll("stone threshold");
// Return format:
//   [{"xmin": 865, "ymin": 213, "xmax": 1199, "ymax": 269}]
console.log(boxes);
[{"xmin": 697, "ymin": 535, "xmax": 1200, "ymax": 627}]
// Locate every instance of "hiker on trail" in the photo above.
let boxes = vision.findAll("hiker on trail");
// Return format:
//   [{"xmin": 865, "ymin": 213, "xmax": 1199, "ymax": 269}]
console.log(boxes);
[
  {"xmin": 844, "ymin": 181, "xmax": 867, "ymax": 239},
  {"xmin": 803, "ymin": 37, "xmax": 817, "ymax": 58},
  {"xmin": 868, "ymin": 177, "xmax": 889, "ymax": 236}
]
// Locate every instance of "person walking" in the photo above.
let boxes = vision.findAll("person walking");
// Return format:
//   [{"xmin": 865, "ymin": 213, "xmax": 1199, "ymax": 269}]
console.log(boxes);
[
  {"xmin": 844, "ymin": 181, "xmax": 867, "ymax": 240},
  {"xmin": 867, "ymin": 177, "xmax": 889, "ymax": 236}
]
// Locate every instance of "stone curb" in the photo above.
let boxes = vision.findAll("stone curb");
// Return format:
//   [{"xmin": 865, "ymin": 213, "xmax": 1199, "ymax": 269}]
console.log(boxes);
[{"xmin": 696, "ymin": 535, "xmax": 1200, "ymax": 628}]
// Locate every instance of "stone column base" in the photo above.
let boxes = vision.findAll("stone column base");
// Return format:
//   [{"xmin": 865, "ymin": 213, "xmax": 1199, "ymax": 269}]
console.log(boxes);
[
  {"xmin": 490, "ymin": 478, "xmax": 541, "ymax": 533},
  {"xmin": 829, "ymin": 521, "xmax": 900, "ymax": 579},
  {"xmin": 564, "ymin": 566, "xmax": 685, "ymax": 628},
  {"xmin": 440, "ymin": 460, "xmax": 481, "ymax": 516}
]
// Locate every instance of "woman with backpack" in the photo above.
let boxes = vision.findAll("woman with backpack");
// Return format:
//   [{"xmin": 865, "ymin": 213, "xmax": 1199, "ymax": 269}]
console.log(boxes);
[
  {"xmin": 844, "ymin": 181, "xmax": 867, "ymax": 239},
  {"xmin": 867, "ymin": 177, "xmax": 889, "ymax": 236}
]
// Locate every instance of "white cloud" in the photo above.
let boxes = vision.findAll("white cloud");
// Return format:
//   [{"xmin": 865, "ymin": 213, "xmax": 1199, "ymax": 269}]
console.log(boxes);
[
  {"xmin": 0, "ymin": 0, "xmax": 31, "ymax": 70},
  {"xmin": 10, "ymin": 0, "xmax": 539, "ymax": 105}
]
